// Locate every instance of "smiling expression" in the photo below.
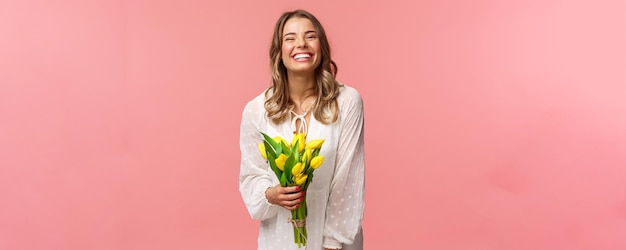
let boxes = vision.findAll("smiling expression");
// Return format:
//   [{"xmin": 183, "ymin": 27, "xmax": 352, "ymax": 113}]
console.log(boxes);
[{"xmin": 280, "ymin": 17, "xmax": 321, "ymax": 76}]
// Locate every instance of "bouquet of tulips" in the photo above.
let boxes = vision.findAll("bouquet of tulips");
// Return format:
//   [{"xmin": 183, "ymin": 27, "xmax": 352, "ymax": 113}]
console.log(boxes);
[{"xmin": 258, "ymin": 132, "xmax": 325, "ymax": 248}]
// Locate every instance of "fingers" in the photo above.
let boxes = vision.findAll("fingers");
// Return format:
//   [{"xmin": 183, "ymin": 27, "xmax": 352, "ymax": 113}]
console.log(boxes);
[
  {"xmin": 275, "ymin": 186, "xmax": 304, "ymax": 210},
  {"xmin": 279, "ymin": 193, "xmax": 304, "ymax": 206},
  {"xmin": 265, "ymin": 185, "xmax": 305, "ymax": 210},
  {"xmin": 283, "ymin": 201, "xmax": 303, "ymax": 210},
  {"xmin": 283, "ymin": 186, "xmax": 301, "ymax": 193}
]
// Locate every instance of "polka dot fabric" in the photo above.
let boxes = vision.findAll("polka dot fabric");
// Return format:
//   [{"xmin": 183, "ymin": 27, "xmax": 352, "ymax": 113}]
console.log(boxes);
[{"xmin": 239, "ymin": 85, "xmax": 365, "ymax": 250}]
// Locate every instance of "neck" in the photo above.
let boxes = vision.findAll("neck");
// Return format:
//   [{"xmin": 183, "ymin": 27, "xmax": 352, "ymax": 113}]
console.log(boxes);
[{"xmin": 287, "ymin": 73, "xmax": 316, "ymax": 103}]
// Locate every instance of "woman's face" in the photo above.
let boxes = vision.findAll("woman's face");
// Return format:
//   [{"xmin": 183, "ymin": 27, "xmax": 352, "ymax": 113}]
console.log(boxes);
[{"xmin": 280, "ymin": 17, "xmax": 321, "ymax": 76}]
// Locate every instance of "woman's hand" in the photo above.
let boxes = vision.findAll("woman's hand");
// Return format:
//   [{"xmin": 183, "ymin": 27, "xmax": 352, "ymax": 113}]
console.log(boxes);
[{"xmin": 265, "ymin": 184, "xmax": 304, "ymax": 210}]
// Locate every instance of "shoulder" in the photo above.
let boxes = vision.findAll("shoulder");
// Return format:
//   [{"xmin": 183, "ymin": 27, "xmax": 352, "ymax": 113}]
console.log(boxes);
[{"xmin": 337, "ymin": 84, "xmax": 363, "ymax": 109}]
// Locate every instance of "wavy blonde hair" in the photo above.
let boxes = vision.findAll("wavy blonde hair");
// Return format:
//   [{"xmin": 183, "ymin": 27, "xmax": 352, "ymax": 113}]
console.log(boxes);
[{"xmin": 265, "ymin": 9, "xmax": 341, "ymax": 125}]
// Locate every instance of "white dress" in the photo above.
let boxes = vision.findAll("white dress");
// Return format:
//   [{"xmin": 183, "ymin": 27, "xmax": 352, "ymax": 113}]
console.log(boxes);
[{"xmin": 239, "ymin": 85, "xmax": 365, "ymax": 250}]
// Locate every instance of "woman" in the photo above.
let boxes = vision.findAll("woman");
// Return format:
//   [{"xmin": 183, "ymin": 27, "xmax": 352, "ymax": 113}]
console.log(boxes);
[{"xmin": 239, "ymin": 9, "xmax": 365, "ymax": 250}]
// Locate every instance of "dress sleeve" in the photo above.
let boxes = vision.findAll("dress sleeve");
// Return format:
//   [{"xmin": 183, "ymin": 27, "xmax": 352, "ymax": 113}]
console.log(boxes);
[
  {"xmin": 239, "ymin": 100, "xmax": 280, "ymax": 220},
  {"xmin": 322, "ymin": 90, "xmax": 366, "ymax": 249}
]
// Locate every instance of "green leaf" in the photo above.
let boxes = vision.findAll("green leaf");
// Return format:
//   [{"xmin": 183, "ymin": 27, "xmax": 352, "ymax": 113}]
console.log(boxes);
[
  {"xmin": 313, "ymin": 148, "xmax": 321, "ymax": 157},
  {"xmin": 275, "ymin": 142, "xmax": 282, "ymax": 156},
  {"xmin": 263, "ymin": 140, "xmax": 276, "ymax": 159},
  {"xmin": 260, "ymin": 132, "xmax": 279, "ymax": 152},
  {"xmin": 303, "ymin": 157, "xmax": 311, "ymax": 173},
  {"xmin": 266, "ymin": 151, "xmax": 282, "ymax": 180},
  {"xmin": 293, "ymin": 140, "xmax": 300, "ymax": 162},
  {"xmin": 284, "ymin": 152, "xmax": 296, "ymax": 184},
  {"xmin": 303, "ymin": 172, "xmax": 314, "ymax": 191},
  {"xmin": 280, "ymin": 172, "xmax": 288, "ymax": 186},
  {"xmin": 306, "ymin": 167, "xmax": 314, "ymax": 176},
  {"xmin": 280, "ymin": 141, "xmax": 291, "ymax": 155}
]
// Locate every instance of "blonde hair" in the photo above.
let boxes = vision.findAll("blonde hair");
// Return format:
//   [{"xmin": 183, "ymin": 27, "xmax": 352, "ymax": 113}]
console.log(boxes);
[{"xmin": 265, "ymin": 9, "xmax": 341, "ymax": 125}]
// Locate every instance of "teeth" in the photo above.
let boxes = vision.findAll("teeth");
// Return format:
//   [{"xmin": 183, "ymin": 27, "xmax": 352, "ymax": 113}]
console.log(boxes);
[{"xmin": 294, "ymin": 54, "xmax": 311, "ymax": 59}]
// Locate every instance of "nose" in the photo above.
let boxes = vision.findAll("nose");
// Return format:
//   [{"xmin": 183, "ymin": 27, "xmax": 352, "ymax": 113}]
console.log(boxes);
[{"xmin": 296, "ymin": 37, "xmax": 307, "ymax": 48}]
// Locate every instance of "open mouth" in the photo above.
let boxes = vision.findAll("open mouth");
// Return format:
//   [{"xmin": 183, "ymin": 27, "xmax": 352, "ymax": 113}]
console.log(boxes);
[{"xmin": 293, "ymin": 53, "xmax": 312, "ymax": 61}]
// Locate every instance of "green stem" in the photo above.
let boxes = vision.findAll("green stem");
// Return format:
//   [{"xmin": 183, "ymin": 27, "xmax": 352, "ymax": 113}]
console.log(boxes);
[{"xmin": 291, "ymin": 201, "xmax": 308, "ymax": 247}]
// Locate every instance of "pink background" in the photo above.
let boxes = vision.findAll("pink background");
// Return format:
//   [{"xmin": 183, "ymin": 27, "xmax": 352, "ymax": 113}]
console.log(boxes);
[{"xmin": 1, "ymin": 0, "xmax": 626, "ymax": 249}]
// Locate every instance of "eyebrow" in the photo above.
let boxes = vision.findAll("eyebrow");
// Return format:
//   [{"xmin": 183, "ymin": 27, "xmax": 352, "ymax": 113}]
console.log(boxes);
[{"xmin": 283, "ymin": 30, "xmax": 318, "ymax": 38}]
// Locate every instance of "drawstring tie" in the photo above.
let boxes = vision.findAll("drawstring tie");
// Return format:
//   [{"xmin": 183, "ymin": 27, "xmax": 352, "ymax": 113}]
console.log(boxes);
[{"xmin": 290, "ymin": 110, "xmax": 309, "ymax": 135}]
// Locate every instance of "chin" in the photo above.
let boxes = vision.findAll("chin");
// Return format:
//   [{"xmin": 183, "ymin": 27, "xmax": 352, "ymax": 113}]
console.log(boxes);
[{"xmin": 291, "ymin": 68, "xmax": 316, "ymax": 75}]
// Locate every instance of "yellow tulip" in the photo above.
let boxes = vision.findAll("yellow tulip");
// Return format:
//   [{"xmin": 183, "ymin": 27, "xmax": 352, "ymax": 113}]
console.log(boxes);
[
  {"xmin": 292, "ymin": 162, "xmax": 304, "ymax": 176},
  {"xmin": 273, "ymin": 136, "xmax": 289, "ymax": 147},
  {"xmin": 310, "ymin": 155, "xmax": 324, "ymax": 169},
  {"xmin": 302, "ymin": 148, "xmax": 312, "ymax": 164},
  {"xmin": 291, "ymin": 133, "xmax": 306, "ymax": 153},
  {"xmin": 305, "ymin": 139, "xmax": 325, "ymax": 150},
  {"xmin": 258, "ymin": 143, "xmax": 267, "ymax": 160},
  {"xmin": 275, "ymin": 154, "xmax": 287, "ymax": 171},
  {"xmin": 295, "ymin": 174, "xmax": 308, "ymax": 186}
]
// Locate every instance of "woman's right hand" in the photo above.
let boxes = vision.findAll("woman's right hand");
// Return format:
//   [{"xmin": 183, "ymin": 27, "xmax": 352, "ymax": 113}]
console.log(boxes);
[{"xmin": 265, "ymin": 184, "xmax": 304, "ymax": 210}]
